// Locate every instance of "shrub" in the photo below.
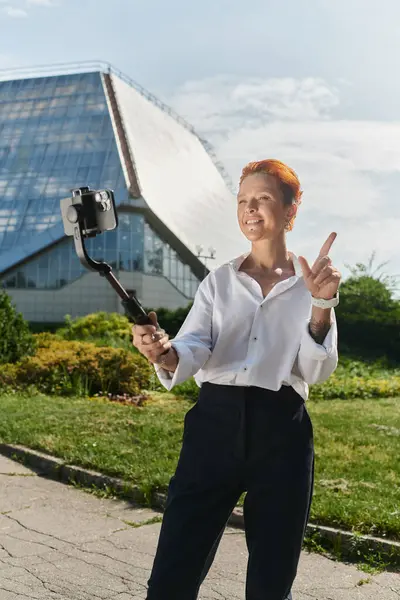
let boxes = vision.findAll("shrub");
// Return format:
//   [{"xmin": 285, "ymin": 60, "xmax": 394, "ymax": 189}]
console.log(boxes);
[
  {"xmin": 0, "ymin": 335, "xmax": 152, "ymax": 397},
  {"xmin": 0, "ymin": 362, "xmax": 20, "ymax": 389},
  {"xmin": 310, "ymin": 375, "xmax": 400, "ymax": 400},
  {"xmin": 55, "ymin": 307, "xmax": 195, "ymax": 353},
  {"xmin": 148, "ymin": 304, "xmax": 192, "ymax": 337},
  {"xmin": 0, "ymin": 289, "xmax": 36, "ymax": 364},
  {"xmin": 171, "ymin": 378, "xmax": 200, "ymax": 401},
  {"xmin": 334, "ymin": 356, "xmax": 400, "ymax": 379},
  {"xmin": 168, "ymin": 369, "xmax": 400, "ymax": 403},
  {"xmin": 57, "ymin": 312, "xmax": 134, "ymax": 350},
  {"xmin": 0, "ymin": 362, "xmax": 38, "ymax": 397}
]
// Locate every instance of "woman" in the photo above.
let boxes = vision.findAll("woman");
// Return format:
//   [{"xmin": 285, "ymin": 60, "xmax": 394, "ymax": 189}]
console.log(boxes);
[{"xmin": 132, "ymin": 159, "xmax": 341, "ymax": 600}]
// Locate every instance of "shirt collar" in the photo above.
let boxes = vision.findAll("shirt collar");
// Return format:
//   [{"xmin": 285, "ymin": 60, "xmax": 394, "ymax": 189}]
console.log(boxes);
[{"xmin": 230, "ymin": 251, "xmax": 303, "ymax": 277}]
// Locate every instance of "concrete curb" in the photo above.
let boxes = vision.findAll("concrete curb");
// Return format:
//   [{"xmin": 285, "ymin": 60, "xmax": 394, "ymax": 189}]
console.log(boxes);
[{"xmin": 1, "ymin": 443, "xmax": 399, "ymax": 568}]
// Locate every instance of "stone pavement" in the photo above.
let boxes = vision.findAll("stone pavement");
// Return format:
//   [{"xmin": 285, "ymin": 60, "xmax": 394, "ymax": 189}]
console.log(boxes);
[{"xmin": 0, "ymin": 455, "xmax": 398, "ymax": 600}]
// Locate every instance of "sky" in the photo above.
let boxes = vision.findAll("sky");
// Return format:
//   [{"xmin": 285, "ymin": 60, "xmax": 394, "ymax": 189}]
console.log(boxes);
[{"xmin": 1, "ymin": 0, "xmax": 400, "ymax": 283}]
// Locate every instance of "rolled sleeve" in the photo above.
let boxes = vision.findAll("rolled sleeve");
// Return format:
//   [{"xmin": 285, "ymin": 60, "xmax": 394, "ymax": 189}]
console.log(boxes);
[
  {"xmin": 297, "ymin": 309, "xmax": 338, "ymax": 385},
  {"xmin": 155, "ymin": 341, "xmax": 195, "ymax": 391}
]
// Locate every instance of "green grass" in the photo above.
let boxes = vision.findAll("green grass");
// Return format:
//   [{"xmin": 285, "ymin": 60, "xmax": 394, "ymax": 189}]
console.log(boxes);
[
  {"xmin": 0, "ymin": 392, "xmax": 398, "ymax": 541},
  {"xmin": 0, "ymin": 392, "xmax": 186, "ymax": 496},
  {"xmin": 309, "ymin": 397, "xmax": 400, "ymax": 540},
  {"xmin": 123, "ymin": 516, "xmax": 164, "ymax": 528}
]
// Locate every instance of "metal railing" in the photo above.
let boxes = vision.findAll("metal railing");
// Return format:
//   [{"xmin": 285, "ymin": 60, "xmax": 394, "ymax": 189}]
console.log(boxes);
[{"xmin": 0, "ymin": 60, "xmax": 235, "ymax": 192}]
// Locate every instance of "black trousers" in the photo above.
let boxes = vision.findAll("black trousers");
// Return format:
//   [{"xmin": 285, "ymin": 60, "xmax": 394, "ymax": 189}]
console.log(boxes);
[{"xmin": 146, "ymin": 383, "xmax": 315, "ymax": 600}]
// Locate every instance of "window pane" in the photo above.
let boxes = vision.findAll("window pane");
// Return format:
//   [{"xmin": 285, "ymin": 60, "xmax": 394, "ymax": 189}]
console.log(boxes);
[
  {"xmin": 0, "ymin": 72, "xmax": 125, "ymax": 255},
  {"xmin": 0, "ymin": 206, "xmax": 200, "ymax": 298}
]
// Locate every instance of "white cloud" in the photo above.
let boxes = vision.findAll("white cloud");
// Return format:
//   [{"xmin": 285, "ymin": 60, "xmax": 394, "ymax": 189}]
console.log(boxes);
[
  {"xmin": 0, "ymin": 0, "xmax": 56, "ymax": 17},
  {"xmin": 26, "ymin": 0, "xmax": 55, "ymax": 5},
  {"xmin": 2, "ymin": 5, "xmax": 27, "ymax": 17},
  {"xmin": 168, "ymin": 76, "xmax": 400, "ymax": 279},
  {"xmin": 170, "ymin": 76, "xmax": 340, "ymax": 141}
]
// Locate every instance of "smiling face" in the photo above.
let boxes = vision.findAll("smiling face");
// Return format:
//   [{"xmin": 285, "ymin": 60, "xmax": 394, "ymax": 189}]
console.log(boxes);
[{"xmin": 237, "ymin": 172, "xmax": 297, "ymax": 242}]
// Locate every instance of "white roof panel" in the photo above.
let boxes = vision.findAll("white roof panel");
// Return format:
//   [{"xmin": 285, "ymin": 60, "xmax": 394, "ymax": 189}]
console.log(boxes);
[{"xmin": 111, "ymin": 74, "xmax": 248, "ymax": 267}]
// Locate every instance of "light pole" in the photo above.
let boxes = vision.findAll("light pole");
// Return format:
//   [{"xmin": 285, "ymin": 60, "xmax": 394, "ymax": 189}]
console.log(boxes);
[{"xmin": 196, "ymin": 245, "xmax": 216, "ymax": 279}]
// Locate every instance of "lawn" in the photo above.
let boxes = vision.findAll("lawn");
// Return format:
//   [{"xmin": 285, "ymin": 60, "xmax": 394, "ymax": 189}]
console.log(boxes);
[
  {"xmin": 0, "ymin": 392, "xmax": 398, "ymax": 540},
  {"xmin": 309, "ymin": 397, "xmax": 400, "ymax": 540}
]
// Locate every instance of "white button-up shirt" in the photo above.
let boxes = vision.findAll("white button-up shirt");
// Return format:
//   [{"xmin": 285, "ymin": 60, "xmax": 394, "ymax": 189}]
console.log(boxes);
[{"xmin": 156, "ymin": 253, "xmax": 338, "ymax": 400}]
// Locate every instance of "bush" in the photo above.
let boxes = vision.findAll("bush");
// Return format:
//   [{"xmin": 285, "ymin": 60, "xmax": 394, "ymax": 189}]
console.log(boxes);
[
  {"xmin": 172, "ymin": 378, "xmax": 200, "ymax": 401},
  {"xmin": 0, "ymin": 363, "xmax": 20, "ymax": 389},
  {"xmin": 169, "ymin": 375, "xmax": 400, "ymax": 402},
  {"xmin": 0, "ymin": 289, "xmax": 36, "ymax": 364},
  {"xmin": 168, "ymin": 359, "xmax": 400, "ymax": 403},
  {"xmin": 0, "ymin": 334, "xmax": 152, "ymax": 397},
  {"xmin": 57, "ymin": 312, "xmax": 133, "ymax": 350},
  {"xmin": 148, "ymin": 304, "xmax": 192, "ymax": 337},
  {"xmin": 311, "ymin": 375, "xmax": 400, "ymax": 400},
  {"xmin": 334, "ymin": 356, "xmax": 400, "ymax": 378},
  {"xmin": 55, "ymin": 306, "xmax": 194, "ymax": 353}
]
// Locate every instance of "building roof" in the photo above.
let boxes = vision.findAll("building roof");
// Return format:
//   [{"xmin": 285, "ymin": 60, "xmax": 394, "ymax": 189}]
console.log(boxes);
[{"xmin": 0, "ymin": 62, "xmax": 247, "ymax": 275}]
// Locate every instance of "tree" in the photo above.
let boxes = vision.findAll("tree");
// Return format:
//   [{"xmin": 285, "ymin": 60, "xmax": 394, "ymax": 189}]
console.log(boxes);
[
  {"xmin": 0, "ymin": 289, "xmax": 36, "ymax": 364},
  {"xmin": 337, "ymin": 254, "xmax": 400, "ymax": 363}
]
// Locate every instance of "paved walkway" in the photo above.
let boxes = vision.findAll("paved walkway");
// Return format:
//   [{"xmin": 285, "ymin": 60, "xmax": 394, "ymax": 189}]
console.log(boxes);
[{"xmin": 0, "ymin": 455, "xmax": 398, "ymax": 600}]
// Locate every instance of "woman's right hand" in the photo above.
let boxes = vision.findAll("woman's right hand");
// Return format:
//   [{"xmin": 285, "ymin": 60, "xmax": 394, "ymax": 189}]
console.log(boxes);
[{"xmin": 132, "ymin": 311, "xmax": 171, "ymax": 364}]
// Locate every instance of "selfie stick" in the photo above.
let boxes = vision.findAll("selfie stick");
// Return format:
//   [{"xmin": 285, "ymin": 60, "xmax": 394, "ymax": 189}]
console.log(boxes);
[{"xmin": 63, "ymin": 189, "xmax": 152, "ymax": 327}]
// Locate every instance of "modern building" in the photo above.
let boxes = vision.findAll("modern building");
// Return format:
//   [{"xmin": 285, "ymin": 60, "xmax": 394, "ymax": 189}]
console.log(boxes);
[{"xmin": 0, "ymin": 62, "xmax": 246, "ymax": 324}]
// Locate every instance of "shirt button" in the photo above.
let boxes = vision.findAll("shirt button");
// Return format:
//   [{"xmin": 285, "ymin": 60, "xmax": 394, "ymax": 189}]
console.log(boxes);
[
  {"xmin": 253, "ymin": 337, "xmax": 257, "ymax": 341},
  {"xmin": 244, "ymin": 367, "xmax": 247, "ymax": 371}
]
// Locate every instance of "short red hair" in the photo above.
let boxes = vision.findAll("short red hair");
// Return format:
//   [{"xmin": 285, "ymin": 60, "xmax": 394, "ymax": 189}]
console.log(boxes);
[{"xmin": 239, "ymin": 159, "xmax": 303, "ymax": 231}]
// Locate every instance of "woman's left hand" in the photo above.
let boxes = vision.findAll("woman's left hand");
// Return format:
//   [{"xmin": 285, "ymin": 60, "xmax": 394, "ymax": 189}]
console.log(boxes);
[{"xmin": 298, "ymin": 232, "xmax": 342, "ymax": 300}]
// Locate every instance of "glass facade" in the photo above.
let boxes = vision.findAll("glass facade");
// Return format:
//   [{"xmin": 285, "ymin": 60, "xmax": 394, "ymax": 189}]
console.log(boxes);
[
  {"xmin": 144, "ymin": 221, "xmax": 200, "ymax": 298},
  {"xmin": 2, "ymin": 213, "xmax": 200, "ymax": 299},
  {"xmin": 0, "ymin": 72, "xmax": 126, "ymax": 253},
  {"xmin": 0, "ymin": 71, "xmax": 201, "ymax": 301}
]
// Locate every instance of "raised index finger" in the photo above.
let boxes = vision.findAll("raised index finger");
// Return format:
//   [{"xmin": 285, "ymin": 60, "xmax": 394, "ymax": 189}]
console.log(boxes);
[{"xmin": 319, "ymin": 232, "xmax": 337, "ymax": 258}]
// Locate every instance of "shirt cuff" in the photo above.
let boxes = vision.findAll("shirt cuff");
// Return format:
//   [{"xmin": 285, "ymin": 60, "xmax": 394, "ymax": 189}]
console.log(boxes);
[
  {"xmin": 154, "ymin": 341, "xmax": 194, "ymax": 390},
  {"xmin": 300, "ymin": 317, "xmax": 337, "ymax": 361}
]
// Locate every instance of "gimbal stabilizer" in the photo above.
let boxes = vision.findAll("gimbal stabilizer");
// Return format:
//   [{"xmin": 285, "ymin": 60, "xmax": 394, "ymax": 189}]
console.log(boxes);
[{"xmin": 60, "ymin": 187, "xmax": 152, "ymax": 326}]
